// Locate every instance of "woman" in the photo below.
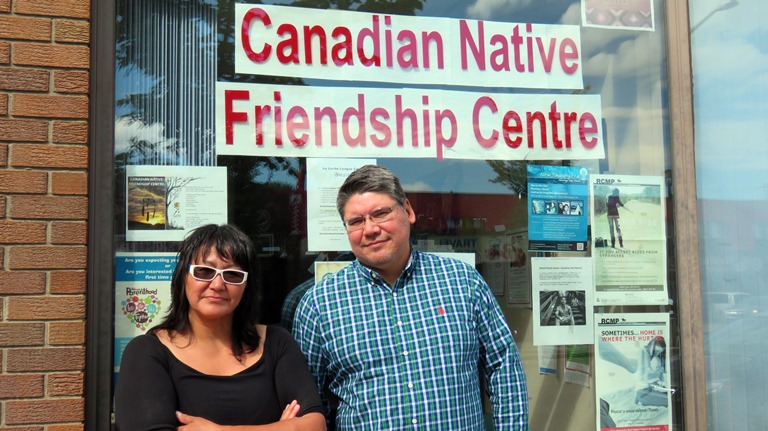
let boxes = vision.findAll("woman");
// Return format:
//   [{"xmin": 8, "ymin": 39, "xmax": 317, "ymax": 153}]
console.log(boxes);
[
  {"xmin": 635, "ymin": 336, "xmax": 668, "ymax": 407},
  {"xmin": 114, "ymin": 224, "xmax": 325, "ymax": 430}
]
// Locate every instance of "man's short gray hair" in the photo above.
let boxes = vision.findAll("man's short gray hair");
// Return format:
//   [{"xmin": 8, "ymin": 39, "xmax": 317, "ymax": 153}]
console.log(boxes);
[{"xmin": 336, "ymin": 165, "xmax": 407, "ymax": 217}]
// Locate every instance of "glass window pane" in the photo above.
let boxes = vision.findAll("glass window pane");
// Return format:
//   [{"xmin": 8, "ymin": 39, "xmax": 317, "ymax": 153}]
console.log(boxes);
[
  {"xmin": 112, "ymin": 1, "xmax": 681, "ymax": 429},
  {"xmin": 691, "ymin": 0, "xmax": 768, "ymax": 429}
]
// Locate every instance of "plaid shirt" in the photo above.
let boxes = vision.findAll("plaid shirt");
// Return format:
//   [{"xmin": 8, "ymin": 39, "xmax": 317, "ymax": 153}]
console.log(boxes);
[{"xmin": 293, "ymin": 250, "xmax": 529, "ymax": 430}]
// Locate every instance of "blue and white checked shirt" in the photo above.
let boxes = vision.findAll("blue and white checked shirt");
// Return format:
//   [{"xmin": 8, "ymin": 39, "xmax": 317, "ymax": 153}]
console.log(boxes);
[{"xmin": 293, "ymin": 250, "xmax": 529, "ymax": 430}]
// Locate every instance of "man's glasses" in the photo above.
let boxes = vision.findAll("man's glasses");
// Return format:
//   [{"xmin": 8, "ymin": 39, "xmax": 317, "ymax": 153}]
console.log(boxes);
[
  {"xmin": 343, "ymin": 204, "xmax": 399, "ymax": 232},
  {"xmin": 189, "ymin": 265, "xmax": 248, "ymax": 285}
]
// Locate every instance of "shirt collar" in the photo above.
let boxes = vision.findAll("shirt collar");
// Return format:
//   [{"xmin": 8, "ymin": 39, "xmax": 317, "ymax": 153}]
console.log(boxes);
[{"xmin": 353, "ymin": 247, "xmax": 419, "ymax": 286}]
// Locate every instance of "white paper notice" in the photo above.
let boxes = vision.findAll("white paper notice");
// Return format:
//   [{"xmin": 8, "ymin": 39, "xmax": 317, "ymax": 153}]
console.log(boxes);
[
  {"xmin": 532, "ymin": 257, "xmax": 594, "ymax": 346},
  {"xmin": 306, "ymin": 158, "xmax": 375, "ymax": 251},
  {"xmin": 538, "ymin": 345, "xmax": 558, "ymax": 375}
]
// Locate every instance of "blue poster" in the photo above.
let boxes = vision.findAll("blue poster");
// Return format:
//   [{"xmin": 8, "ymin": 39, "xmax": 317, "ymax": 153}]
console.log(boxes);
[
  {"xmin": 527, "ymin": 165, "xmax": 589, "ymax": 252},
  {"xmin": 113, "ymin": 253, "xmax": 176, "ymax": 373}
]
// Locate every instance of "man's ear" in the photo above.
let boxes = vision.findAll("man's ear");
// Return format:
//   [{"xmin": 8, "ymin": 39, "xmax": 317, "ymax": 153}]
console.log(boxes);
[{"xmin": 403, "ymin": 199, "xmax": 417, "ymax": 224}]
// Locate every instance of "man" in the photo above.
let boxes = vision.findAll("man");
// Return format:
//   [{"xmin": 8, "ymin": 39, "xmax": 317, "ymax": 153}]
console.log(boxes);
[
  {"xmin": 555, "ymin": 295, "xmax": 575, "ymax": 326},
  {"xmin": 293, "ymin": 165, "xmax": 529, "ymax": 430},
  {"xmin": 606, "ymin": 188, "xmax": 625, "ymax": 248}
]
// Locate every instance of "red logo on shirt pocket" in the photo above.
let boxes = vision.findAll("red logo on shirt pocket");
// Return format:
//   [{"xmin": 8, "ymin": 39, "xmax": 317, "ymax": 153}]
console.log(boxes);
[{"xmin": 437, "ymin": 306, "xmax": 445, "ymax": 316}]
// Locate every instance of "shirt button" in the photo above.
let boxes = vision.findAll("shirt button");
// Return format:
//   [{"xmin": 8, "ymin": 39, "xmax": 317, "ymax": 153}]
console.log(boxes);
[
  {"xmin": 393, "ymin": 293, "xmax": 398, "ymax": 297},
  {"xmin": 408, "ymin": 383, "xmax": 414, "ymax": 388},
  {"xmin": 397, "ymin": 320, "xmax": 403, "ymax": 326},
  {"xmin": 403, "ymin": 351, "xmax": 408, "ymax": 356},
  {"xmin": 412, "ymin": 419, "xmax": 418, "ymax": 424}
]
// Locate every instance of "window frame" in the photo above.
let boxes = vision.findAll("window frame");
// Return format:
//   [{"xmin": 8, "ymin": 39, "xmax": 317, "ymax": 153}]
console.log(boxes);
[{"xmin": 84, "ymin": 1, "xmax": 706, "ymax": 429}]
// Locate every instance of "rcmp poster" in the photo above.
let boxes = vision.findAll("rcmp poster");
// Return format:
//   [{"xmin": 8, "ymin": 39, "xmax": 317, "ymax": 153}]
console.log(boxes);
[
  {"xmin": 595, "ymin": 313, "xmax": 672, "ymax": 431},
  {"xmin": 590, "ymin": 175, "xmax": 667, "ymax": 305}
]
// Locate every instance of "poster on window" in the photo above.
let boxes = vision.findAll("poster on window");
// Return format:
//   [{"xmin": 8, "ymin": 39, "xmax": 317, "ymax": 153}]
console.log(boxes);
[
  {"xmin": 125, "ymin": 165, "xmax": 227, "ymax": 242},
  {"xmin": 527, "ymin": 164, "xmax": 589, "ymax": 252},
  {"xmin": 114, "ymin": 252, "xmax": 175, "ymax": 373},
  {"xmin": 582, "ymin": 0, "xmax": 655, "ymax": 32},
  {"xmin": 595, "ymin": 313, "xmax": 671, "ymax": 431},
  {"xmin": 531, "ymin": 257, "xmax": 594, "ymax": 346},
  {"xmin": 506, "ymin": 229, "xmax": 532, "ymax": 307},
  {"xmin": 590, "ymin": 174, "xmax": 667, "ymax": 305},
  {"xmin": 306, "ymin": 158, "xmax": 375, "ymax": 251}
]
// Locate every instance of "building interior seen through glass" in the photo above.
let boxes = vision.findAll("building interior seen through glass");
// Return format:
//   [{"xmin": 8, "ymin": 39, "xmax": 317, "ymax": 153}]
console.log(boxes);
[
  {"xmin": 690, "ymin": 1, "xmax": 768, "ymax": 430},
  {"xmin": 113, "ymin": 0, "xmax": 682, "ymax": 429}
]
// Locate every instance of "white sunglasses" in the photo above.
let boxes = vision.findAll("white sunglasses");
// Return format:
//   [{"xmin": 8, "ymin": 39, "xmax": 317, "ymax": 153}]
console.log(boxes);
[{"xmin": 189, "ymin": 264, "xmax": 248, "ymax": 285}]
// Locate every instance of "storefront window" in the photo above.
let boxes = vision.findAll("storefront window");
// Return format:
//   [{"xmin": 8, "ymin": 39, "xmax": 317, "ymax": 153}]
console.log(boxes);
[
  {"xmin": 690, "ymin": 1, "xmax": 768, "ymax": 429},
  {"xmin": 111, "ymin": 1, "xmax": 682, "ymax": 429}
]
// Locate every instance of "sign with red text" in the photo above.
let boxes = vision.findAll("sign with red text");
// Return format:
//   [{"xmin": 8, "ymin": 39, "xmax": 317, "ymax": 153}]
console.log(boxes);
[
  {"xmin": 235, "ymin": 4, "xmax": 583, "ymax": 89},
  {"xmin": 216, "ymin": 82, "xmax": 604, "ymax": 161}
]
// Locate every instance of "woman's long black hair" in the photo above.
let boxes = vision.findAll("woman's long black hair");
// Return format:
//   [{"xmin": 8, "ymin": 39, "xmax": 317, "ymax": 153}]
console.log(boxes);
[{"xmin": 150, "ymin": 223, "xmax": 261, "ymax": 358}]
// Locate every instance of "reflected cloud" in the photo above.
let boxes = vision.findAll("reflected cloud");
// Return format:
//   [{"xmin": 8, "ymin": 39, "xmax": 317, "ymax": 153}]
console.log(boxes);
[
  {"xmin": 691, "ymin": 1, "xmax": 768, "ymax": 199},
  {"xmin": 465, "ymin": 0, "xmax": 531, "ymax": 20},
  {"xmin": 402, "ymin": 181, "xmax": 435, "ymax": 192}
]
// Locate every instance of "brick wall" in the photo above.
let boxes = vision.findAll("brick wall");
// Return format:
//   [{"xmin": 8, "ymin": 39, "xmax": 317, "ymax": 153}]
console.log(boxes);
[{"xmin": 0, "ymin": 0, "xmax": 90, "ymax": 429}]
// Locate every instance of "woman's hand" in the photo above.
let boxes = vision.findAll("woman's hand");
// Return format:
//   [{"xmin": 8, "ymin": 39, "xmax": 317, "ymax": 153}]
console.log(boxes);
[
  {"xmin": 175, "ymin": 401, "xmax": 302, "ymax": 430},
  {"xmin": 176, "ymin": 411, "xmax": 222, "ymax": 431},
  {"xmin": 280, "ymin": 400, "xmax": 301, "ymax": 421}
]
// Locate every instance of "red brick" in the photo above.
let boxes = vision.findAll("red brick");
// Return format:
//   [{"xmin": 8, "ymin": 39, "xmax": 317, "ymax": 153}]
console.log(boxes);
[
  {"xmin": 52, "ymin": 121, "xmax": 87, "ymax": 144},
  {"xmin": 0, "ymin": 374, "xmax": 44, "ymax": 398},
  {"xmin": 53, "ymin": 70, "xmax": 88, "ymax": 94},
  {"xmin": 0, "ymin": 323, "xmax": 45, "ymax": 347},
  {"xmin": 15, "ymin": 0, "xmax": 90, "ymax": 19},
  {"xmin": 49, "ymin": 270, "xmax": 86, "ymax": 294},
  {"xmin": 11, "ymin": 94, "xmax": 88, "ymax": 119},
  {"xmin": 51, "ymin": 171, "xmax": 87, "ymax": 195},
  {"xmin": 0, "ymin": 170, "xmax": 47, "ymax": 193},
  {"xmin": 0, "ymin": 16, "xmax": 51, "ymax": 41},
  {"xmin": 0, "ymin": 67, "xmax": 49, "ymax": 91},
  {"xmin": 0, "ymin": 143, "xmax": 8, "ymax": 165},
  {"xmin": 11, "ymin": 144, "xmax": 88, "ymax": 169},
  {"xmin": 0, "ymin": 426, "xmax": 44, "ymax": 431},
  {"xmin": 49, "ymin": 321, "xmax": 84, "ymax": 345},
  {"xmin": 6, "ymin": 347, "xmax": 84, "ymax": 372},
  {"xmin": 0, "ymin": 0, "xmax": 9, "ymax": 12},
  {"xmin": 48, "ymin": 426, "xmax": 84, "ymax": 431},
  {"xmin": 7, "ymin": 296, "xmax": 85, "ymax": 320},
  {"xmin": 13, "ymin": 43, "xmax": 89, "ymax": 69},
  {"xmin": 51, "ymin": 221, "xmax": 86, "ymax": 244},
  {"xmin": 0, "ymin": 194, "xmax": 6, "ymax": 216},
  {"xmin": 0, "ymin": 40, "xmax": 10, "ymax": 64},
  {"xmin": 53, "ymin": 20, "xmax": 88, "ymax": 44},
  {"xmin": 47, "ymin": 372, "xmax": 83, "ymax": 396},
  {"xmin": 0, "ymin": 427, "xmax": 44, "ymax": 431},
  {"xmin": 8, "ymin": 245, "xmax": 87, "ymax": 269},
  {"xmin": 9, "ymin": 196, "xmax": 87, "ymax": 219},
  {"xmin": 0, "ymin": 220, "xmax": 47, "ymax": 243},
  {"xmin": 0, "ymin": 93, "xmax": 8, "ymax": 114},
  {"xmin": 0, "ymin": 119, "xmax": 48, "ymax": 142},
  {"xmin": 0, "ymin": 297, "xmax": 4, "ymax": 319},
  {"xmin": 5, "ymin": 398, "xmax": 84, "ymax": 424},
  {"xmin": 0, "ymin": 271, "xmax": 46, "ymax": 294}
]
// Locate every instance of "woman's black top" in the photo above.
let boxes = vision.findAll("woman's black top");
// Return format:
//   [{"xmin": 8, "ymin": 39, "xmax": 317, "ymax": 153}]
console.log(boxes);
[{"xmin": 114, "ymin": 325, "xmax": 323, "ymax": 430}]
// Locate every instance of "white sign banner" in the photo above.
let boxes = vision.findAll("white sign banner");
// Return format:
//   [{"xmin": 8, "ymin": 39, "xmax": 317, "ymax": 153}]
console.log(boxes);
[
  {"xmin": 216, "ymin": 82, "xmax": 604, "ymax": 161},
  {"xmin": 235, "ymin": 4, "xmax": 583, "ymax": 90}
]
